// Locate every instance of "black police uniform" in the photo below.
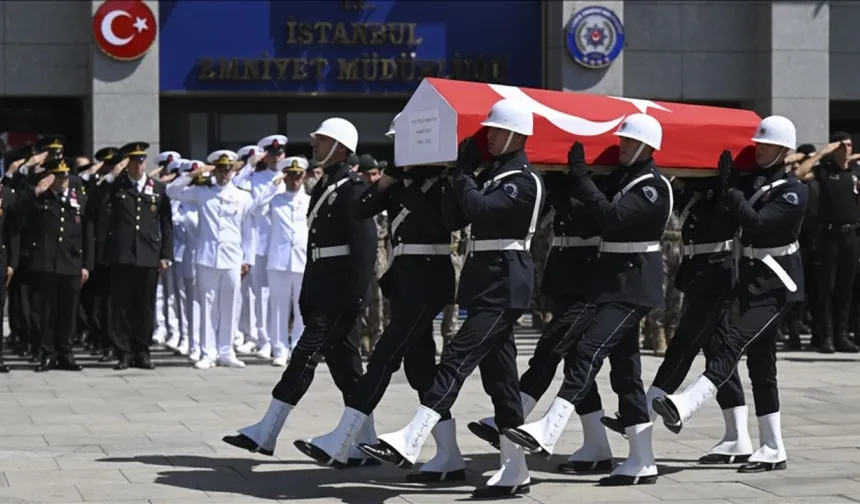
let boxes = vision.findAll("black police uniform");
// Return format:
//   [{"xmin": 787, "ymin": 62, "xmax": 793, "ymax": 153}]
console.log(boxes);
[
  {"xmin": 654, "ymin": 163, "xmax": 806, "ymax": 472},
  {"xmin": 504, "ymin": 156, "xmax": 671, "ymax": 484},
  {"xmin": 19, "ymin": 158, "xmax": 94, "ymax": 371},
  {"xmin": 466, "ymin": 172, "xmax": 606, "ymax": 459},
  {"xmin": 358, "ymin": 148, "xmax": 544, "ymax": 498},
  {"xmin": 814, "ymin": 159, "xmax": 860, "ymax": 353},
  {"xmin": 603, "ymin": 178, "xmax": 746, "ymax": 441},
  {"xmin": 0, "ymin": 182, "xmax": 22, "ymax": 373},
  {"xmin": 294, "ymin": 166, "xmax": 457, "ymax": 476},
  {"xmin": 266, "ymin": 161, "xmax": 376, "ymax": 406},
  {"xmin": 93, "ymin": 143, "xmax": 174, "ymax": 369},
  {"xmin": 786, "ymin": 175, "xmax": 819, "ymax": 349},
  {"xmin": 81, "ymin": 148, "xmax": 122, "ymax": 361}
]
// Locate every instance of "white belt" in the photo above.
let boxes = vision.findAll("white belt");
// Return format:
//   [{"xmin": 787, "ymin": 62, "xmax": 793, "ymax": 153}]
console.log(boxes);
[
  {"xmin": 739, "ymin": 241, "xmax": 799, "ymax": 292},
  {"xmin": 683, "ymin": 240, "xmax": 734, "ymax": 257},
  {"xmin": 470, "ymin": 239, "xmax": 528, "ymax": 252},
  {"xmin": 310, "ymin": 245, "xmax": 351, "ymax": 261},
  {"xmin": 552, "ymin": 236, "xmax": 600, "ymax": 248},
  {"xmin": 391, "ymin": 243, "xmax": 450, "ymax": 257},
  {"xmin": 598, "ymin": 241, "xmax": 661, "ymax": 254}
]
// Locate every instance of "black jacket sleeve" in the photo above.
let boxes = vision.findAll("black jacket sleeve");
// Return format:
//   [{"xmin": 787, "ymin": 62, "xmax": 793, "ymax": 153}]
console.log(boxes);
[
  {"xmin": 353, "ymin": 182, "xmax": 391, "ymax": 219},
  {"xmin": 81, "ymin": 193, "xmax": 95, "ymax": 272},
  {"xmin": 570, "ymin": 172, "xmax": 668, "ymax": 233},
  {"xmin": 345, "ymin": 182, "xmax": 378, "ymax": 309},
  {"xmin": 440, "ymin": 177, "xmax": 470, "ymax": 232}
]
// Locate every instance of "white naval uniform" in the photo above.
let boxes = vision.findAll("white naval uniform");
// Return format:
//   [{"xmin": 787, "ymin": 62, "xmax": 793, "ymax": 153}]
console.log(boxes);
[
  {"xmin": 250, "ymin": 183, "xmax": 309, "ymax": 359},
  {"xmin": 238, "ymin": 168, "xmax": 278, "ymax": 353},
  {"xmin": 166, "ymin": 174, "xmax": 255, "ymax": 363},
  {"xmin": 180, "ymin": 201, "xmax": 202, "ymax": 359},
  {"xmin": 166, "ymin": 199, "xmax": 187, "ymax": 350}
]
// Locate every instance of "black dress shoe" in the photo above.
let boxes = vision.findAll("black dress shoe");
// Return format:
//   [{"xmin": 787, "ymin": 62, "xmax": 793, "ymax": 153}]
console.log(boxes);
[
  {"xmin": 598, "ymin": 473, "xmax": 658, "ymax": 486},
  {"xmin": 35, "ymin": 358, "xmax": 57, "ymax": 372},
  {"xmin": 405, "ymin": 468, "xmax": 467, "ymax": 483},
  {"xmin": 738, "ymin": 460, "xmax": 786, "ymax": 473},
  {"xmin": 471, "ymin": 483, "xmax": 530, "ymax": 499},
  {"xmin": 346, "ymin": 457, "xmax": 382, "ymax": 468},
  {"xmin": 556, "ymin": 458, "xmax": 613, "ymax": 474},
  {"xmin": 651, "ymin": 397, "xmax": 683, "ymax": 434},
  {"xmin": 58, "ymin": 358, "xmax": 83, "ymax": 371},
  {"xmin": 113, "ymin": 354, "xmax": 132, "ymax": 371},
  {"xmin": 501, "ymin": 427, "xmax": 542, "ymax": 453},
  {"xmin": 699, "ymin": 453, "xmax": 751, "ymax": 465},
  {"xmin": 222, "ymin": 433, "xmax": 274, "ymax": 456},
  {"xmin": 134, "ymin": 355, "xmax": 155, "ymax": 370},
  {"xmin": 293, "ymin": 439, "xmax": 348, "ymax": 469},
  {"xmin": 356, "ymin": 442, "xmax": 412, "ymax": 469},
  {"xmin": 467, "ymin": 421, "xmax": 500, "ymax": 450},
  {"xmin": 98, "ymin": 349, "xmax": 116, "ymax": 362},
  {"xmin": 600, "ymin": 414, "xmax": 626, "ymax": 437}
]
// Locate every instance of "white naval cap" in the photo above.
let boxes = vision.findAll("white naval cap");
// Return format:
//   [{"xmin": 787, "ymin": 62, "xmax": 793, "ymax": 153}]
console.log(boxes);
[
  {"xmin": 277, "ymin": 156, "xmax": 309, "ymax": 172},
  {"xmin": 166, "ymin": 158, "xmax": 186, "ymax": 174},
  {"xmin": 156, "ymin": 151, "xmax": 182, "ymax": 167},
  {"xmin": 181, "ymin": 159, "xmax": 206, "ymax": 172},
  {"xmin": 207, "ymin": 150, "xmax": 239, "ymax": 166},
  {"xmin": 237, "ymin": 145, "xmax": 261, "ymax": 160},
  {"xmin": 257, "ymin": 134, "xmax": 288, "ymax": 151}
]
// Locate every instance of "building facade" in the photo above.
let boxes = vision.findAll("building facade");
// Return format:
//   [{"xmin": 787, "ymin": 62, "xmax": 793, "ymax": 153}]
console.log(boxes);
[{"xmin": 0, "ymin": 0, "xmax": 855, "ymax": 159}]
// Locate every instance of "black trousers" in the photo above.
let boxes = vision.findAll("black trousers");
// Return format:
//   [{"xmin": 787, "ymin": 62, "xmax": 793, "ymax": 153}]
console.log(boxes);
[
  {"xmin": 702, "ymin": 298, "xmax": 794, "ymax": 417},
  {"xmin": 785, "ymin": 242, "xmax": 816, "ymax": 342},
  {"xmin": 271, "ymin": 309, "xmax": 364, "ymax": 405},
  {"xmin": 347, "ymin": 297, "xmax": 444, "ymax": 417},
  {"xmin": 0, "ymin": 270, "xmax": 6, "ymax": 356},
  {"xmin": 10, "ymin": 259, "xmax": 36, "ymax": 352},
  {"xmin": 423, "ymin": 307, "xmax": 523, "ymax": 430},
  {"xmin": 816, "ymin": 228, "xmax": 858, "ymax": 342},
  {"xmin": 110, "ymin": 265, "xmax": 158, "ymax": 357},
  {"xmin": 84, "ymin": 266, "xmax": 112, "ymax": 351},
  {"xmin": 652, "ymin": 295, "xmax": 745, "ymax": 410},
  {"xmin": 519, "ymin": 298, "xmax": 603, "ymax": 415},
  {"xmin": 558, "ymin": 302, "xmax": 651, "ymax": 427},
  {"xmin": 31, "ymin": 271, "xmax": 81, "ymax": 359}
]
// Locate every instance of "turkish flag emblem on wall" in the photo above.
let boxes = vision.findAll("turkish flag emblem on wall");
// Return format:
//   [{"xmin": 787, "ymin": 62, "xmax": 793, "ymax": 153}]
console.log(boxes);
[{"xmin": 92, "ymin": 0, "xmax": 157, "ymax": 61}]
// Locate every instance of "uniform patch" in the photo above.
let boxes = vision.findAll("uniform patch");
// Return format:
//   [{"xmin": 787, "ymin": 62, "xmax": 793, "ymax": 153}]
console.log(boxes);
[
  {"xmin": 328, "ymin": 192, "xmax": 338, "ymax": 205},
  {"xmin": 503, "ymin": 182, "xmax": 518, "ymax": 199},
  {"xmin": 782, "ymin": 192, "xmax": 799, "ymax": 205},
  {"xmin": 753, "ymin": 176, "xmax": 766, "ymax": 190},
  {"xmin": 642, "ymin": 186, "xmax": 658, "ymax": 203}
]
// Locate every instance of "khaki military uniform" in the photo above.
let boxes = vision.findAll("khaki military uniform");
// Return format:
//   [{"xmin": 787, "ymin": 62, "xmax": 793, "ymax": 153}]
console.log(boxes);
[
  {"xmin": 441, "ymin": 226, "xmax": 469, "ymax": 348},
  {"xmin": 530, "ymin": 223, "xmax": 554, "ymax": 329},
  {"xmin": 359, "ymin": 212, "xmax": 390, "ymax": 357},
  {"xmin": 641, "ymin": 213, "xmax": 683, "ymax": 355}
]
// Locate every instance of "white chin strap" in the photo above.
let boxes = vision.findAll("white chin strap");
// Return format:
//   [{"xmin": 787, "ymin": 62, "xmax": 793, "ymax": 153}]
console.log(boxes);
[
  {"xmin": 625, "ymin": 142, "xmax": 647, "ymax": 166},
  {"xmin": 763, "ymin": 147, "xmax": 787, "ymax": 169},
  {"xmin": 319, "ymin": 140, "xmax": 340, "ymax": 167},
  {"xmin": 501, "ymin": 131, "xmax": 514, "ymax": 154}
]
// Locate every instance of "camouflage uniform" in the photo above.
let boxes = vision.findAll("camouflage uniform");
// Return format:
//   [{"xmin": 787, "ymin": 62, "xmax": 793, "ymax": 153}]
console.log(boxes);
[
  {"xmin": 359, "ymin": 212, "xmax": 390, "ymax": 357},
  {"xmin": 641, "ymin": 213, "xmax": 684, "ymax": 354},
  {"xmin": 530, "ymin": 223, "xmax": 554, "ymax": 329},
  {"xmin": 441, "ymin": 226, "xmax": 469, "ymax": 348}
]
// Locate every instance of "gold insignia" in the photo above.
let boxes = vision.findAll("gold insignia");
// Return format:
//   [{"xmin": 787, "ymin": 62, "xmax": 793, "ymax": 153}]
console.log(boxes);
[
  {"xmin": 218, "ymin": 154, "xmax": 230, "ymax": 164},
  {"xmin": 151, "ymin": 204, "xmax": 157, "ymax": 213}
]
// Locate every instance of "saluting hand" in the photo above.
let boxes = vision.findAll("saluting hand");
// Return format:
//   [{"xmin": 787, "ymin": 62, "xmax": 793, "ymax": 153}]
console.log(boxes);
[
  {"xmin": 717, "ymin": 150, "xmax": 735, "ymax": 189},
  {"xmin": 26, "ymin": 152, "xmax": 48, "ymax": 168},
  {"xmin": 272, "ymin": 173, "xmax": 286, "ymax": 186},
  {"xmin": 566, "ymin": 142, "xmax": 587, "ymax": 177},
  {"xmin": 34, "ymin": 174, "xmax": 55, "ymax": 196}
]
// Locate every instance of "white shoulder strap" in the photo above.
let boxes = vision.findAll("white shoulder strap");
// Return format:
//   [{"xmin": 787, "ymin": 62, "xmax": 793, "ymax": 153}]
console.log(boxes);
[
  {"xmin": 481, "ymin": 170, "xmax": 522, "ymax": 193},
  {"xmin": 749, "ymin": 178, "xmax": 788, "ymax": 207},
  {"xmin": 390, "ymin": 177, "xmax": 439, "ymax": 237},
  {"xmin": 612, "ymin": 173, "xmax": 655, "ymax": 203},
  {"xmin": 524, "ymin": 171, "xmax": 544, "ymax": 250},
  {"xmin": 307, "ymin": 177, "xmax": 350, "ymax": 229},
  {"xmin": 660, "ymin": 175, "xmax": 674, "ymax": 230}
]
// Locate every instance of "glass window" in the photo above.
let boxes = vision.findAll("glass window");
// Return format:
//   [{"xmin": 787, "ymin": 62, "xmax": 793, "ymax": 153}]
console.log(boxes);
[
  {"xmin": 219, "ymin": 113, "xmax": 278, "ymax": 146},
  {"xmin": 286, "ymin": 112, "xmax": 394, "ymax": 146},
  {"xmin": 188, "ymin": 113, "xmax": 208, "ymax": 161}
]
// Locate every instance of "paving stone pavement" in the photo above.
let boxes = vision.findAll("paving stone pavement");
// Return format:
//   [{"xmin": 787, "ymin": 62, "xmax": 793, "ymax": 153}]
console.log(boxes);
[{"xmin": 2, "ymin": 336, "xmax": 860, "ymax": 504}]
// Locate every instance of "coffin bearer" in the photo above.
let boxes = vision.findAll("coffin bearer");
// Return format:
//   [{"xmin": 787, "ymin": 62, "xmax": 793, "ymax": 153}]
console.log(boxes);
[
  {"xmin": 96, "ymin": 142, "xmax": 174, "ymax": 370},
  {"xmin": 653, "ymin": 115, "xmax": 806, "ymax": 474},
  {"xmin": 23, "ymin": 158, "xmax": 94, "ymax": 372},
  {"xmin": 358, "ymin": 99, "xmax": 544, "ymax": 498},
  {"xmin": 222, "ymin": 118, "xmax": 377, "ymax": 460},
  {"xmin": 295, "ymin": 154, "xmax": 463, "ymax": 480},
  {"xmin": 167, "ymin": 150, "xmax": 254, "ymax": 369},
  {"xmin": 602, "ymin": 173, "xmax": 752, "ymax": 466},
  {"xmin": 503, "ymin": 114, "xmax": 671, "ymax": 486},
  {"xmin": 152, "ymin": 151, "xmax": 183, "ymax": 346}
]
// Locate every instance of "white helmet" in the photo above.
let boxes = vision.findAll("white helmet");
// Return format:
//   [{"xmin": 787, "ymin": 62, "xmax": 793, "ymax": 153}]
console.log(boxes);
[
  {"xmin": 480, "ymin": 99, "xmax": 534, "ymax": 136},
  {"xmin": 614, "ymin": 113, "xmax": 662, "ymax": 150},
  {"xmin": 751, "ymin": 115, "xmax": 796, "ymax": 150},
  {"xmin": 385, "ymin": 113, "xmax": 401, "ymax": 138},
  {"xmin": 311, "ymin": 117, "xmax": 359, "ymax": 153}
]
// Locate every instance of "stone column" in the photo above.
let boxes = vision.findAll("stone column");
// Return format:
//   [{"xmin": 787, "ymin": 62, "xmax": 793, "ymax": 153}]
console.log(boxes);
[
  {"xmin": 760, "ymin": 1, "xmax": 829, "ymax": 147},
  {"xmin": 545, "ymin": 0, "xmax": 624, "ymax": 95},
  {"xmin": 88, "ymin": 0, "xmax": 160, "ymax": 161}
]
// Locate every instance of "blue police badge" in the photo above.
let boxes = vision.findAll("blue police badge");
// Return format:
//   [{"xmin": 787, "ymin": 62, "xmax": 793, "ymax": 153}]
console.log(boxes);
[
  {"xmin": 782, "ymin": 191, "xmax": 799, "ymax": 205},
  {"xmin": 565, "ymin": 6, "xmax": 625, "ymax": 69},
  {"xmin": 503, "ymin": 182, "xmax": 519, "ymax": 199},
  {"xmin": 642, "ymin": 186, "xmax": 658, "ymax": 203}
]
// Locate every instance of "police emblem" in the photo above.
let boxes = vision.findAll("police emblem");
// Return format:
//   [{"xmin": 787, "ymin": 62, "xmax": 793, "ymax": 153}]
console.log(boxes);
[
  {"xmin": 565, "ymin": 5, "xmax": 625, "ymax": 69},
  {"xmin": 753, "ymin": 176, "xmax": 766, "ymax": 190},
  {"xmin": 642, "ymin": 186, "xmax": 658, "ymax": 203},
  {"xmin": 503, "ymin": 182, "xmax": 519, "ymax": 199},
  {"xmin": 782, "ymin": 192, "xmax": 799, "ymax": 205}
]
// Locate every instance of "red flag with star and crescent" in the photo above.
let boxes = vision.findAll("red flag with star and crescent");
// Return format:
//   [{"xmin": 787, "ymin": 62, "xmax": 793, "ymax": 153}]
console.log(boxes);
[{"xmin": 392, "ymin": 78, "xmax": 760, "ymax": 174}]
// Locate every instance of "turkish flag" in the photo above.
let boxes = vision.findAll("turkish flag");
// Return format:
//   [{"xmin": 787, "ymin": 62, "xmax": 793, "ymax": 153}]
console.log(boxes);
[{"xmin": 393, "ymin": 78, "xmax": 760, "ymax": 175}]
